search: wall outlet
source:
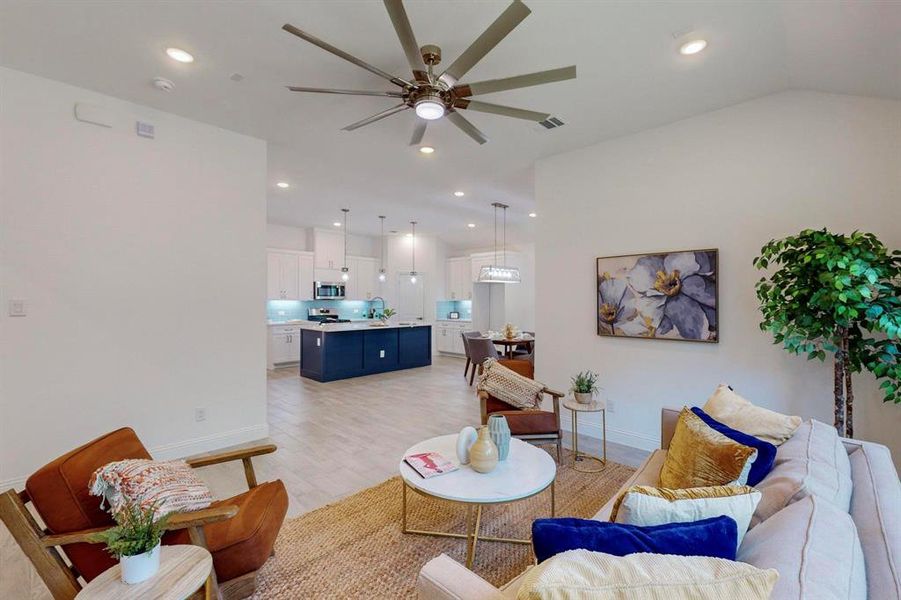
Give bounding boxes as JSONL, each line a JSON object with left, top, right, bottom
{"left": 277, "top": 310, "right": 287, "bottom": 316}
{"left": 353, "top": 308, "right": 359, "bottom": 314}
{"left": 379, "top": 349, "right": 385, "bottom": 358}
{"left": 8, "top": 299, "right": 26, "bottom": 317}
{"left": 605, "top": 398, "right": 615, "bottom": 413}
{"left": 194, "top": 407, "right": 206, "bottom": 422}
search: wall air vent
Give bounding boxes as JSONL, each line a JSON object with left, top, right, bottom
{"left": 538, "top": 116, "right": 565, "bottom": 129}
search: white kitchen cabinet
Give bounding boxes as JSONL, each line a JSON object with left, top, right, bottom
{"left": 267, "top": 250, "right": 314, "bottom": 300}
{"left": 268, "top": 325, "right": 301, "bottom": 368}
{"left": 298, "top": 253, "right": 315, "bottom": 300}
{"left": 446, "top": 257, "right": 473, "bottom": 300}
{"left": 436, "top": 321, "right": 468, "bottom": 355}
{"left": 267, "top": 250, "right": 302, "bottom": 300}
{"left": 346, "top": 256, "right": 378, "bottom": 300}
{"left": 314, "top": 229, "right": 345, "bottom": 270}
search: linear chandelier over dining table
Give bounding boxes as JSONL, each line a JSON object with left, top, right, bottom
{"left": 477, "top": 202, "right": 521, "bottom": 284}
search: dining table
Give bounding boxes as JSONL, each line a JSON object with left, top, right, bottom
{"left": 487, "top": 333, "right": 535, "bottom": 359}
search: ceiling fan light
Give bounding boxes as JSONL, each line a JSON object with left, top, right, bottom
{"left": 414, "top": 99, "right": 445, "bottom": 121}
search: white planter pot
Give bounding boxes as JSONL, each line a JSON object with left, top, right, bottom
{"left": 574, "top": 392, "right": 594, "bottom": 405}
{"left": 120, "top": 542, "right": 161, "bottom": 584}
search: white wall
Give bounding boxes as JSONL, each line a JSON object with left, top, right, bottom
{"left": 266, "top": 223, "right": 377, "bottom": 256}
{"left": 0, "top": 67, "right": 269, "bottom": 486}
{"left": 536, "top": 91, "right": 901, "bottom": 459}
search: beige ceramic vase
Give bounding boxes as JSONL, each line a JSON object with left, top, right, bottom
{"left": 469, "top": 427, "right": 499, "bottom": 474}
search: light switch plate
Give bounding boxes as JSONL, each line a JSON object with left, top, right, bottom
{"left": 379, "top": 350, "right": 385, "bottom": 358}
{"left": 8, "top": 299, "right": 26, "bottom": 316}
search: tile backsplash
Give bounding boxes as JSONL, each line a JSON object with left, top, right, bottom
{"left": 267, "top": 300, "right": 376, "bottom": 322}
{"left": 435, "top": 300, "right": 472, "bottom": 320}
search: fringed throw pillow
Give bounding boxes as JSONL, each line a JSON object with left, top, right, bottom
{"left": 477, "top": 358, "right": 544, "bottom": 409}
{"left": 90, "top": 459, "right": 212, "bottom": 517}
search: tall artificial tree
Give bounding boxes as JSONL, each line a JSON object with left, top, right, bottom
{"left": 753, "top": 229, "right": 901, "bottom": 438}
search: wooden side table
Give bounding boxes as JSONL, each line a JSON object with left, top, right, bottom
{"left": 76, "top": 545, "right": 215, "bottom": 600}
{"left": 563, "top": 397, "right": 607, "bottom": 473}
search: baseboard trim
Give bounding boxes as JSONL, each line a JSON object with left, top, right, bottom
{"left": 561, "top": 418, "right": 659, "bottom": 452}
{"left": 0, "top": 424, "right": 270, "bottom": 492}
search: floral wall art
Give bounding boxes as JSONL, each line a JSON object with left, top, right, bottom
{"left": 596, "top": 249, "right": 718, "bottom": 342}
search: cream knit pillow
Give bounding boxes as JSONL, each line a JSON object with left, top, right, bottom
{"left": 477, "top": 358, "right": 544, "bottom": 409}
{"left": 703, "top": 384, "right": 801, "bottom": 445}
{"left": 516, "top": 550, "right": 778, "bottom": 600}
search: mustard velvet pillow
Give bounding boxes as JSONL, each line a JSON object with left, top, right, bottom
{"left": 703, "top": 384, "right": 801, "bottom": 445}
{"left": 660, "top": 408, "right": 757, "bottom": 489}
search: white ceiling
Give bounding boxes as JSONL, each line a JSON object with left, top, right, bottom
{"left": 1, "top": 1, "right": 898, "bottom": 248}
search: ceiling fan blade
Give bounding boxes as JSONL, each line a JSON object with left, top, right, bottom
{"left": 383, "top": 0, "right": 428, "bottom": 81}
{"left": 409, "top": 120, "right": 427, "bottom": 145}
{"left": 438, "top": 0, "right": 531, "bottom": 87}
{"left": 455, "top": 65, "right": 576, "bottom": 97}
{"left": 446, "top": 111, "right": 489, "bottom": 145}
{"left": 341, "top": 104, "right": 410, "bottom": 131}
{"left": 287, "top": 86, "right": 405, "bottom": 98}
{"left": 455, "top": 99, "right": 549, "bottom": 122}
{"left": 282, "top": 23, "right": 415, "bottom": 89}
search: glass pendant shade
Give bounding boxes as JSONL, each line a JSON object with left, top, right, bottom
{"left": 477, "top": 265, "right": 521, "bottom": 283}
{"left": 341, "top": 267, "right": 349, "bottom": 281}
{"left": 409, "top": 272, "right": 417, "bottom": 284}
{"left": 378, "top": 269, "right": 387, "bottom": 282}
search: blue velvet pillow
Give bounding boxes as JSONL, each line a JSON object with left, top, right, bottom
{"left": 690, "top": 406, "right": 776, "bottom": 486}
{"left": 531, "top": 515, "right": 738, "bottom": 563}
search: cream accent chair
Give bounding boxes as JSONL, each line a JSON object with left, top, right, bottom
{"left": 417, "top": 409, "right": 901, "bottom": 600}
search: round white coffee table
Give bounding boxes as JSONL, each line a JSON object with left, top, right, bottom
{"left": 399, "top": 434, "right": 556, "bottom": 569}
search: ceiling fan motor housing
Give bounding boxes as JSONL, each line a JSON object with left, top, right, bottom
{"left": 420, "top": 44, "right": 441, "bottom": 66}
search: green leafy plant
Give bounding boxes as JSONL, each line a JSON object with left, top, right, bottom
{"left": 570, "top": 371, "right": 600, "bottom": 395}
{"left": 380, "top": 307, "right": 397, "bottom": 320}
{"left": 88, "top": 501, "right": 169, "bottom": 558}
{"left": 754, "top": 229, "right": 901, "bottom": 437}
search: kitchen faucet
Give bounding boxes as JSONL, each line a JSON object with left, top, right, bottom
{"left": 370, "top": 296, "right": 386, "bottom": 319}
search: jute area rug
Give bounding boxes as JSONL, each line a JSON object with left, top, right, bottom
{"left": 253, "top": 451, "right": 635, "bottom": 599}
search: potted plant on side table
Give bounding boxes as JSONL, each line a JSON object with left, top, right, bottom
{"left": 90, "top": 501, "right": 169, "bottom": 584}
{"left": 571, "top": 370, "right": 600, "bottom": 405}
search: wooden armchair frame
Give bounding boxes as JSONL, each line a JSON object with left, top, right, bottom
{"left": 0, "top": 443, "right": 276, "bottom": 600}
{"left": 478, "top": 387, "right": 565, "bottom": 464}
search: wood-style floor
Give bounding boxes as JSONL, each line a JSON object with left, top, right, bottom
{"left": 0, "top": 356, "right": 648, "bottom": 598}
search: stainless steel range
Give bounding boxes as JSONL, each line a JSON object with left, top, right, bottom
{"left": 307, "top": 308, "right": 351, "bottom": 324}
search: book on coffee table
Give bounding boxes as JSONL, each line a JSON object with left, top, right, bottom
{"left": 404, "top": 452, "right": 458, "bottom": 479}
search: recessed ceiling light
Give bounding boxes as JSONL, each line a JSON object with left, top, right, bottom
{"left": 679, "top": 39, "right": 707, "bottom": 55}
{"left": 166, "top": 47, "right": 194, "bottom": 63}
{"left": 467, "top": 223, "right": 476, "bottom": 228}
{"left": 276, "top": 182, "right": 290, "bottom": 189}
{"left": 405, "top": 232, "right": 413, "bottom": 237}
{"left": 419, "top": 146, "right": 435, "bottom": 154}
{"left": 333, "top": 222, "right": 342, "bottom": 227}
{"left": 528, "top": 212, "right": 537, "bottom": 218}
{"left": 454, "top": 191, "right": 465, "bottom": 197}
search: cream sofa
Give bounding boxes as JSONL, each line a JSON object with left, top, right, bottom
{"left": 417, "top": 408, "right": 901, "bottom": 599}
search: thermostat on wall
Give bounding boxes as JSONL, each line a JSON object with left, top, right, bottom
{"left": 136, "top": 121, "right": 155, "bottom": 139}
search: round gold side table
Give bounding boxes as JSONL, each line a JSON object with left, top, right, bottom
{"left": 563, "top": 397, "right": 607, "bottom": 473}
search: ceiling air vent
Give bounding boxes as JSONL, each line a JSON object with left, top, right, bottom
{"left": 538, "top": 116, "right": 565, "bottom": 130}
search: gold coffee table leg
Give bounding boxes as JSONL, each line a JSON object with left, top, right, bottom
{"left": 466, "top": 505, "right": 483, "bottom": 569}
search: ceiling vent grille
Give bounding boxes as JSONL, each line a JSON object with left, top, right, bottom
{"left": 538, "top": 116, "right": 565, "bottom": 129}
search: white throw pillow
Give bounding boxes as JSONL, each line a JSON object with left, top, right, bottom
{"left": 516, "top": 550, "right": 778, "bottom": 600}
{"left": 751, "top": 419, "right": 852, "bottom": 527}
{"left": 613, "top": 486, "right": 761, "bottom": 547}
{"left": 703, "top": 384, "right": 801, "bottom": 446}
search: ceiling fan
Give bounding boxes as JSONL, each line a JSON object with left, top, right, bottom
{"left": 281, "top": 0, "right": 576, "bottom": 145}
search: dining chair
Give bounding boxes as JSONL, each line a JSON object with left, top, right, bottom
{"left": 467, "top": 336, "right": 500, "bottom": 386}
{"left": 512, "top": 331, "right": 535, "bottom": 358}
{"left": 461, "top": 331, "right": 482, "bottom": 380}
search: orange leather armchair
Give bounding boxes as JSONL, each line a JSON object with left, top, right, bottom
{"left": 478, "top": 359, "right": 564, "bottom": 463}
{"left": 0, "top": 427, "right": 288, "bottom": 600}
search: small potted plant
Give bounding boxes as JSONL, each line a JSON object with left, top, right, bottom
{"left": 380, "top": 307, "right": 397, "bottom": 323}
{"left": 89, "top": 501, "right": 169, "bottom": 584}
{"left": 571, "top": 370, "right": 600, "bottom": 405}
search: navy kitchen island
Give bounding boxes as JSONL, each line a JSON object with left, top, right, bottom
{"left": 299, "top": 322, "right": 431, "bottom": 382}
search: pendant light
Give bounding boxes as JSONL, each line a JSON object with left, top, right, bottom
{"left": 409, "top": 221, "right": 418, "bottom": 284}
{"left": 378, "top": 215, "right": 387, "bottom": 282}
{"left": 340, "top": 208, "right": 350, "bottom": 281}
{"left": 477, "top": 202, "right": 521, "bottom": 283}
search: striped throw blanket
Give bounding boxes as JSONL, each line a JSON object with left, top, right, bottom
{"left": 89, "top": 459, "right": 212, "bottom": 517}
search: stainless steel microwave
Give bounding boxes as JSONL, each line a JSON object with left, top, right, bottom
{"left": 314, "top": 281, "right": 345, "bottom": 300}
